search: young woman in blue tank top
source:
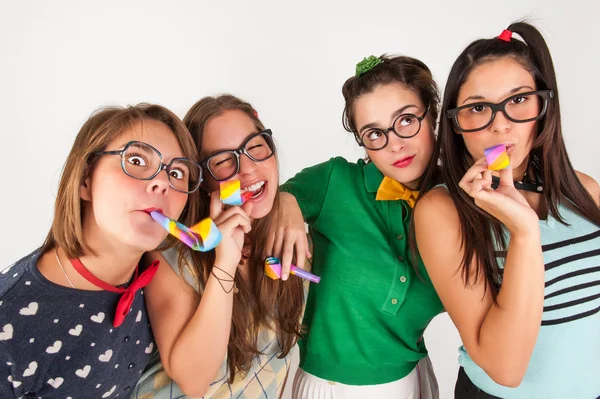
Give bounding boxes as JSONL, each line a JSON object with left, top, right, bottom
{"left": 413, "top": 22, "right": 600, "bottom": 399}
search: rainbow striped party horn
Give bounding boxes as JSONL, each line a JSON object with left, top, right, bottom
{"left": 220, "top": 180, "right": 253, "bottom": 206}
{"left": 484, "top": 144, "right": 510, "bottom": 171}
{"left": 150, "top": 211, "right": 222, "bottom": 252}
{"left": 264, "top": 257, "right": 320, "bottom": 283}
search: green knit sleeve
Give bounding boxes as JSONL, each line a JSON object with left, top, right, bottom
{"left": 280, "top": 157, "right": 340, "bottom": 225}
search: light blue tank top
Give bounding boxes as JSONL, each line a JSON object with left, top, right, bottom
{"left": 460, "top": 202, "right": 600, "bottom": 398}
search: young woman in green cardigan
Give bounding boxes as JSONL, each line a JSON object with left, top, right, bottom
{"left": 275, "top": 54, "right": 444, "bottom": 398}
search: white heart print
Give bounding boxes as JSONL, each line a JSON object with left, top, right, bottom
{"left": 145, "top": 342, "right": 154, "bottom": 354}
{"left": 0, "top": 324, "right": 13, "bottom": 341}
{"left": 8, "top": 375, "right": 22, "bottom": 388}
{"left": 75, "top": 365, "right": 91, "bottom": 378}
{"left": 135, "top": 310, "right": 142, "bottom": 322}
{"left": 102, "top": 385, "right": 116, "bottom": 398}
{"left": 99, "top": 349, "right": 113, "bottom": 362}
{"left": 23, "top": 361, "right": 37, "bottom": 377}
{"left": 47, "top": 377, "right": 64, "bottom": 388}
{"left": 68, "top": 324, "right": 83, "bottom": 336}
{"left": 46, "top": 341, "right": 62, "bottom": 354}
{"left": 91, "top": 312, "right": 105, "bottom": 323}
{"left": 19, "top": 302, "right": 38, "bottom": 316}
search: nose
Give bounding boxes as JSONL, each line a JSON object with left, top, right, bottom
{"left": 238, "top": 153, "right": 258, "bottom": 176}
{"left": 490, "top": 110, "right": 511, "bottom": 134}
{"left": 147, "top": 169, "right": 171, "bottom": 195}
{"left": 387, "top": 131, "right": 406, "bottom": 152}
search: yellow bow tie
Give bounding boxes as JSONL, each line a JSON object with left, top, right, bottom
{"left": 375, "top": 176, "right": 419, "bottom": 208}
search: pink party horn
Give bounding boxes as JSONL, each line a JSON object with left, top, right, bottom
{"left": 264, "top": 257, "right": 320, "bottom": 283}
{"left": 484, "top": 144, "right": 510, "bottom": 171}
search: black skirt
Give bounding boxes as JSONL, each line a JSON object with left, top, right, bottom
{"left": 454, "top": 367, "right": 503, "bottom": 399}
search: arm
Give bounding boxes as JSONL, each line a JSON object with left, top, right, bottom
{"left": 575, "top": 170, "right": 600, "bottom": 206}
{"left": 269, "top": 158, "right": 339, "bottom": 275}
{"left": 145, "top": 194, "right": 252, "bottom": 397}
{"left": 415, "top": 163, "right": 544, "bottom": 387}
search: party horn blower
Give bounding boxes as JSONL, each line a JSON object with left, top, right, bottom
{"left": 264, "top": 257, "right": 321, "bottom": 283}
{"left": 484, "top": 144, "right": 510, "bottom": 171}
{"left": 150, "top": 210, "right": 222, "bottom": 251}
{"left": 220, "top": 180, "right": 253, "bottom": 206}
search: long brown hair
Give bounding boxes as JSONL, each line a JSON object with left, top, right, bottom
{"left": 417, "top": 22, "right": 600, "bottom": 300}
{"left": 182, "top": 94, "right": 304, "bottom": 382}
{"left": 41, "top": 104, "right": 201, "bottom": 259}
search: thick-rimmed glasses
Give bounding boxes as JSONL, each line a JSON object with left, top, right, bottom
{"left": 95, "top": 141, "right": 202, "bottom": 193}
{"left": 447, "top": 90, "right": 554, "bottom": 133}
{"left": 200, "top": 129, "right": 275, "bottom": 182}
{"left": 357, "top": 106, "right": 429, "bottom": 150}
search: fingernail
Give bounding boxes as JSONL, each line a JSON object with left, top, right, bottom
{"left": 282, "top": 274, "right": 288, "bottom": 281}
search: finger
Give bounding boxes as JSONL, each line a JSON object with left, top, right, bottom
{"left": 241, "top": 200, "right": 254, "bottom": 219}
{"left": 295, "top": 233, "right": 308, "bottom": 270}
{"left": 215, "top": 207, "right": 251, "bottom": 229}
{"left": 482, "top": 170, "right": 493, "bottom": 182}
{"left": 217, "top": 213, "right": 252, "bottom": 235}
{"left": 306, "top": 248, "right": 312, "bottom": 259}
{"left": 272, "top": 228, "right": 284, "bottom": 259}
{"left": 209, "top": 189, "right": 223, "bottom": 220}
{"left": 467, "top": 177, "right": 493, "bottom": 198}
{"left": 459, "top": 161, "right": 490, "bottom": 188}
{"left": 280, "top": 231, "right": 294, "bottom": 281}
{"left": 265, "top": 230, "right": 276, "bottom": 259}
{"left": 497, "top": 162, "right": 515, "bottom": 188}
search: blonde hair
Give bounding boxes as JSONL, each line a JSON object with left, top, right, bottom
{"left": 41, "top": 103, "right": 201, "bottom": 259}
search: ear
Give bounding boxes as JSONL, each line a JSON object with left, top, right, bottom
{"left": 80, "top": 175, "right": 92, "bottom": 201}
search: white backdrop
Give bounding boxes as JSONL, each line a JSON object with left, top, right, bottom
{"left": 1, "top": 1, "right": 598, "bottom": 397}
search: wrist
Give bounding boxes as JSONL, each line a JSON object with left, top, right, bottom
{"left": 508, "top": 227, "right": 541, "bottom": 245}
{"left": 211, "top": 265, "right": 239, "bottom": 294}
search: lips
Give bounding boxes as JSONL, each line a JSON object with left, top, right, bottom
{"left": 393, "top": 155, "right": 415, "bottom": 168}
{"left": 504, "top": 143, "right": 516, "bottom": 155}
{"left": 142, "top": 207, "right": 163, "bottom": 214}
{"left": 240, "top": 180, "right": 267, "bottom": 200}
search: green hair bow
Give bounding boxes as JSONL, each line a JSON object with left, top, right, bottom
{"left": 355, "top": 56, "right": 382, "bottom": 77}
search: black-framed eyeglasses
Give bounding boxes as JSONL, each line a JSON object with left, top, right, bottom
{"left": 357, "top": 106, "right": 430, "bottom": 150}
{"left": 94, "top": 140, "right": 202, "bottom": 194}
{"left": 447, "top": 89, "right": 554, "bottom": 133}
{"left": 200, "top": 129, "right": 275, "bottom": 182}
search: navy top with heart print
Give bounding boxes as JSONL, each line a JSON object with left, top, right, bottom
{"left": 0, "top": 249, "right": 155, "bottom": 398}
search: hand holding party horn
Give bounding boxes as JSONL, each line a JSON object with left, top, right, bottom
{"left": 264, "top": 257, "right": 320, "bottom": 283}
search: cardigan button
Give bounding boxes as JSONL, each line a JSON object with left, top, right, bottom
{"left": 400, "top": 276, "right": 407, "bottom": 283}
{"left": 391, "top": 298, "right": 398, "bottom": 305}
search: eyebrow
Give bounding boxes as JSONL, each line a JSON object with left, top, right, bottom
{"left": 358, "top": 104, "right": 419, "bottom": 133}
{"left": 461, "top": 86, "right": 536, "bottom": 105}
{"left": 202, "top": 131, "right": 260, "bottom": 158}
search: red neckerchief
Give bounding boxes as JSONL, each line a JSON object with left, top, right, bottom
{"left": 70, "top": 258, "right": 160, "bottom": 327}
